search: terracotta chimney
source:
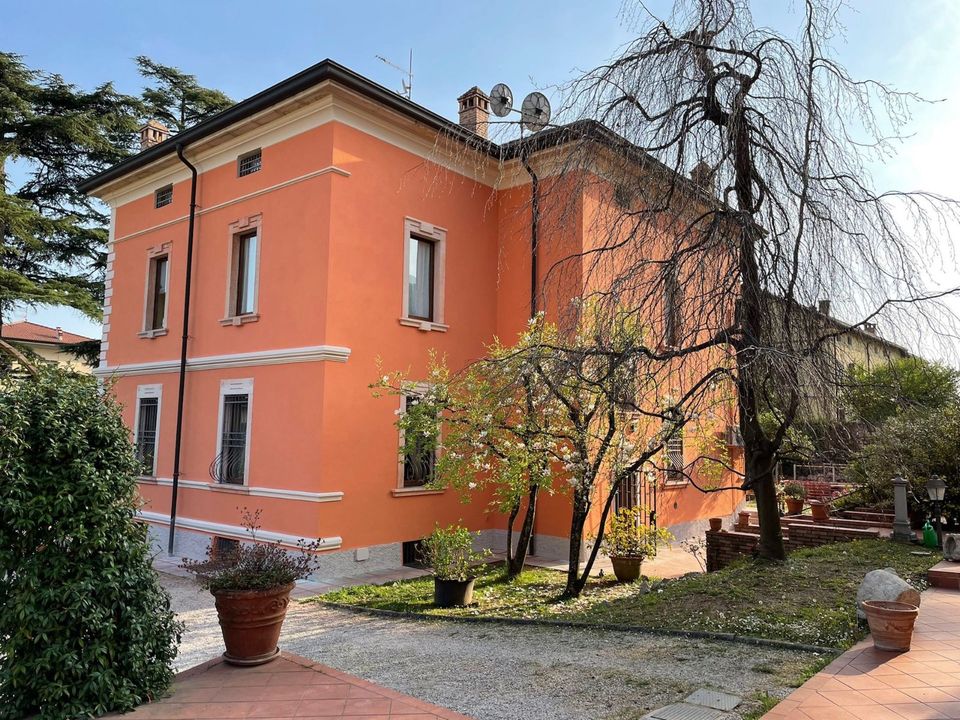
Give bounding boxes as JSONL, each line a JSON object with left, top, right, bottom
{"left": 818, "top": 299, "right": 831, "bottom": 317}
{"left": 55, "top": 326, "right": 63, "bottom": 341}
{"left": 139, "top": 119, "right": 171, "bottom": 151}
{"left": 690, "top": 161, "right": 716, "bottom": 194}
{"left": 457, "top": 87, "right": 490, "bottom": 139}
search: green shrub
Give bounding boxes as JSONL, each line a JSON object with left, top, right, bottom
{"left": 783, "top": 482, "right": 807, "bottom": 500}
{"left": 420, "top": 524, "right": 489, "bottom": 581}
{"left": 0, "top": 370, "right": 181, "bottom": 718}
{"left": 597, "top": 506, "right": 673, "bottom": 558}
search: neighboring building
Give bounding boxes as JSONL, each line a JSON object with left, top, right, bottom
{"left": 0, "top": 320, "right": 95, "bottom": 374}
{"left": 79, "top": 60, "right": 744, "bottom": 575}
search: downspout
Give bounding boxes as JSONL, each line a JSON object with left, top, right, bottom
{"left": 520, "top": 143, "right": 539, "bottom": 556}
{"left": 168, "top": 143, "right": 198, "bottom": 555}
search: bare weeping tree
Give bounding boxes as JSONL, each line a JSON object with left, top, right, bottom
{"left": 533, "top": 0, "right": 960, "bottom": 560}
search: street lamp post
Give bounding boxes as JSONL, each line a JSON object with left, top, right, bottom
{"left": 926, "top": 475, "right": 947, "bottom": 549}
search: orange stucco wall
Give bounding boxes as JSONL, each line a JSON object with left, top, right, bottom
{"left": 104, "top": 95, "right": 743, "bottom": 563}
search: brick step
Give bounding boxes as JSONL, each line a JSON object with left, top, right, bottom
{"left": 839, "top": 510, "right": 895, "bottom": 524}
{"left": 928, "top": 560, "right": 960, "bottom": 590}
{"left": 784, "top": 515, "right": 891, "bottom": 531}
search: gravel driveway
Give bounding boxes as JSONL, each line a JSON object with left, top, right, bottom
{"left": 164, "top": 572, "right": 823, "bottom": 720}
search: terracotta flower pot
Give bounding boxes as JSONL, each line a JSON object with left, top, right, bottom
{"left": 709, "top": 517, "right": 723, "bottom": 532}
{"left": 212, "top": 582, "right": 294, "bottom": 665}
{"left": 785, "top": 497, "right": 804, "bottom": 515}
{"left": 610, "top": 555, "right": 644, "bottom": 582}
{"left": 862, "top": 600, "right": 919, "bottom": 652}
{"left": 810, "top": 501, "right": 830, "bottom": 522}
{"left": 433, "top": 577, "right": 476, "bottom": 607}
{"left": 738, "top": 511, "right": 751, "bottom": 528}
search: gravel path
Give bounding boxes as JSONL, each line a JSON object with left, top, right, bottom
{"left": 164, "top": 573, "right": 824, "bottom": 720}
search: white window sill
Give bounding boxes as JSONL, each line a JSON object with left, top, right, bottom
{"left": 138, "top": 328, "right": 168, "bottom": 339}
{"left": 137, "top": 475, "right": 159, "bottom": 483}
{"left": 391, "top": 486, "right": 445, "bottom": 498}
{"left": 219, "top": 314, "right": 260, "bottom": 327}
{"left": 208, "top": 482, "right": 249, "bottom": 492}
{"left": 662, "top": 480, "right": 690, "bottom": 489}
{"left": 399, "top": 317, "right": 448, "bottom": 333}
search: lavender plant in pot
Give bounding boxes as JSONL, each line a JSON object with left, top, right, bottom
{"left": 181, "top": 508, "right": 324, "bottom": 666}
{"left": 421, "top": 524, "right": 490, "bottom": 607}
{"left": 599, "top": 507, "right": 673, "bottom": 583}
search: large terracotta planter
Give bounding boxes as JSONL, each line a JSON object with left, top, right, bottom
{"left": 212, "top": 582, "right": 294, "bottom": 665}
{"left": 610, "top": 556, "right": 644, "bottom": 582}
{"left": 810, "top": 501, "right": 830, "bottom": 522}
{"left": 433, "top": 577, "right": 476, "bottom": 607}
{"left": 785, "top": 497, "right": 804, "bottom": 515}
{"left": 862, "top": 600, "right": 920, "bottom": 652}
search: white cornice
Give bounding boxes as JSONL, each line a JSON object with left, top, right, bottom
{"left": 99, "top": 83, "right": 501, "bottom": 207}
{"left": 139, "top": 477, "right": 344, "bottom": 504}
{"left": 95, "top": 344, "right": 350, "bottom": 377}
{"left": 138, "top": 510, "right": 342, "bottom": 551}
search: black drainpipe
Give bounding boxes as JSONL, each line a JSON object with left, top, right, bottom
{"left": 168, "top": 143, "right": 199, "bottom": 555}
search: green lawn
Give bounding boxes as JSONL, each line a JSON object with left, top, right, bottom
{"left": 316, "top": 540, "right": 939, "bottom": 649}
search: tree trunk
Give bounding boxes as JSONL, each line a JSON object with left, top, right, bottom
{"left": 562, "top": 499, "right": 590, "bottom": 598}
{"left": 747, "top": 449, "right": 785, "bottom": 560}
{"left": 507, "top": 484, "right": 539, "bottom": 577}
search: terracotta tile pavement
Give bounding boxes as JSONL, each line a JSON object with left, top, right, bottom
{"left": 116, "top": 652, "right": 474, "bottom": 719}
{"left": 763, "top": 587, "right": 960, "bottom": 720}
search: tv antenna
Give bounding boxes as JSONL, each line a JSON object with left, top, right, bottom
{"left": 487, "top": 82, "right": 551, "bottom": 133}
{"left": 376, "top": 50, "right": 413, "bottom": 99}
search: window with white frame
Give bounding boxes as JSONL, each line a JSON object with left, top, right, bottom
{"left": 664, "top": 433, "right": 685, "bottom": 484}
{"left": 154, "top": 184, "right": 173, "bottom": 208}
{"left": 399, "top": 391, "right": 437, "bottom": 488}
{"left": 213, "top": 379, "right": 253, "bottom": 485}
{"left": 142, "top": 244, "right": 171, "bottom": 337}
{"left": 223, "top": 216, "right": 261, "bottom": 324}
{"left": 238, "top": 149, "right": 262, "bottom": 177}
{"left": 401, "top": 218, "right": 446, "bottom": 330}
{"left": 134, "top": 384, "right": 162, "bottom": 476}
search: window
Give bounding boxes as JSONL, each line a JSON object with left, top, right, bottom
{"left": 212, "top": 536, "right": 239, "bottom": 559}
{"left": 223, "top": 216, "right": 262, "bottom": 324}
{"left": 238, "top": 149, "right": 262, "bottom": 177}
{"left": 407, "top": 237, "right": 435, "bottom": 321}
{"left": 134, "top": 384, "right": 162, "bottom": 476}
{"left": 400, "top": 218, "right": 447, "bottom": 331}
{"left": 402, "top": 540, "right": 427, "bottom": 567}
{"left": 213, "top": 379, "right": 252, "bottom": 485}
{"left": 234, "top": 231, "right": 258, "bottom": 316}
{"left": 400, "top": 392, "right": 437, "bottom": 488}
{"left": 149, "top": 255, "right": 168, "bottom": 330}
{"left": 155, "top": 185, "right": 173, "bottom": 208}
{"left": 664, "top": 433, "right": 685, "bottom": 484}
{"left": 141, "top": 246, "right": 171, "bottom": 338}
{"left": 664, "top": 263, "right": 681, "bottom": 346}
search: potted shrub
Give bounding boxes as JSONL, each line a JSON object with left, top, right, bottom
{"left": 182, "top": 508, "right": 324, "bottom": 666}
{"left": 421, "top": 524, "right": 490, "bottom": 607}
{"left": 599, "top": 507, "right": 673, "bottom": 583}
{"left": 783, "top": 482, "right": 806, "bottom": 515}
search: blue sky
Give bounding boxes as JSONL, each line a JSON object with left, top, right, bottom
{"left": 3, "top": 0, "right": 959, "bottom": 339}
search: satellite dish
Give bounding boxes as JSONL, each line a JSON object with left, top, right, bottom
{"left": 490, "top": 83, "right": 513, "bottom": 118}
{"left": 521, "top": 92, "right": 551, "bottom": 132}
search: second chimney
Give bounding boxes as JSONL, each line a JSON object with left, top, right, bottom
{"left": 139, "top": 119, "right": 171, "bottom": 151}
{"left": 818, "top": 299, "right": 831, "bottom": 317}
{"left": 457, "top": 87, "right": 490, "bottom": 139}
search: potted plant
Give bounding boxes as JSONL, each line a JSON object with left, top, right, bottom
{"left": 599, "top": 507, "right": 673, "bottom": 583}
{"left": 421, "top": 524, "right": 490, "bottom": 607}
{"left": 181, "top": 508, "right": 324, "bottom": 666}
{"left": 738, "top": 510, "right": 751, "bottom": 528}
{"left": 783, "top": 482, "right": 807, "bottom": 515}
{"left": 708, "top": 517, "right": 723, "bottom": 532}
{"left": 862, "top": 600, "right": 920, "bottom": 652}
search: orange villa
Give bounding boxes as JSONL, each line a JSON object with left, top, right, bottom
{"left": 79, "top": 60, "right": 744, "bottom": 575}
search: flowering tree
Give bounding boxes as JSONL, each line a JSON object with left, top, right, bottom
{"left": 374, "top": 305, "right": 732, "bottom": 598}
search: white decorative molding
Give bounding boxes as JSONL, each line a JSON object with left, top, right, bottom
{"left": 139, "top": 476, "right": 344, "bottom": 503}
{"left": 137, "top": 510, "right": 342, "bottom": 550}
{"left": 112, "top": 166, "right": 350, "bottom": 245}
{"left": 94, "top": 344, "right": 351, "bottom": 377}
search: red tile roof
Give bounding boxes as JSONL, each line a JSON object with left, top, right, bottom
{"left": 0, "top": 320, "right": 94, "bottom": 345}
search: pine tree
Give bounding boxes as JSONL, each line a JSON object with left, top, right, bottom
{"left": 136, "top": 56, "right": 233, "bottom": 133}
{"left": 0, "top": 53, "right": 141, "bottom": 323}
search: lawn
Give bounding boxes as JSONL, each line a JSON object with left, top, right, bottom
{"left": 316, "top": 540, "right": 939, "bottom": 649}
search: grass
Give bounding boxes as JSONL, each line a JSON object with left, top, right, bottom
{"left": 316, "top": 540, "right": 939, "bottom": 649}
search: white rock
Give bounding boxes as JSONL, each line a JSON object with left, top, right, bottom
{"left": 856, "top": 568, "right": 921, "bottom": 620}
